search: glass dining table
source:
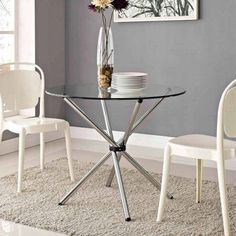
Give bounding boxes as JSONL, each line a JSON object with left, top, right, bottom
{"left": 46, "top": 83, "right": 186, "bottom": 221}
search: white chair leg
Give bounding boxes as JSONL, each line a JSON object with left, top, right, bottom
{"left": 17, "top": 129, "right": 26, "bottom": 193}
{"left": 196, "top": 159, "right": 203, "bottom": 203}
{"left": 217, "top": 159, "right": 231, "bottom": 236}
{"left": 40, "top": 132, "right": 45, "bottom": 170}
{"left": 65, "top": 125, "right": 75, "bottom": 182}
{"left": 157, "top": 145, "right": 171, "bottom": 222}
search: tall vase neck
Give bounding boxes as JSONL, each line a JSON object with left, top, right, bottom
{"left": 97, "top": 26, "right": 114, "bottom": 66}
{"left": 97, "top": 26, "right": 114, "bottom": 89}
{"left": 99, "top": 27, "right": 113, "bottom": 36}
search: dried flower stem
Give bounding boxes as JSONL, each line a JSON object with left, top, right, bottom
{"left": 101, "top": 9, "right": 114, "bottom": 65}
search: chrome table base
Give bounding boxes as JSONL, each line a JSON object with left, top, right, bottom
{"left": 59, "top": 97, "right": 173, "bottom": 221}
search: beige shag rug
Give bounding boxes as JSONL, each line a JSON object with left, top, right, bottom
{"left": 0, "top": 158, "right": 236, "bottom": 236}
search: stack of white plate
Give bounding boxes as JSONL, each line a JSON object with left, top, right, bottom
{"left": 111, "top": 72, "right": 147, "bottom": 92}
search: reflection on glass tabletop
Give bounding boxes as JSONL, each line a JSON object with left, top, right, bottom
{"left": 46, "top": 83, "right": 186, "bottom": 100}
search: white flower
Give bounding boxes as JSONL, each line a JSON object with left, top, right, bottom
{"left": 91, "top": 0, "right": 113, "bottom": 9}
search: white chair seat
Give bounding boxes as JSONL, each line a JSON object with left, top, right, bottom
{"left": 169, "top": 134, "right": 236, "bottom": 161}
{"left": 4, "top": 117, "right": 68, "bottom": 134}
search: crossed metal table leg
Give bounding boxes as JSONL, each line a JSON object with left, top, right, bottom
{"left": 59, "top": 97, "right": 173, "bottom": 221}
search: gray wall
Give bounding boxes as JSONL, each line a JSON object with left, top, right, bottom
{"left": 66, "top": 0, "right": 236, "bottom": 137}
{"left": 35, "top": 0, "right": 66, "bottom": 119}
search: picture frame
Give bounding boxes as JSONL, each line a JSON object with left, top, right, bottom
{"left": 114, "top": 0, "right": 199, "bottom": 23}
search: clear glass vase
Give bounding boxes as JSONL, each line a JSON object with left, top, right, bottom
{"left": 97, "top": 27, "right": 114, "bottom": 89}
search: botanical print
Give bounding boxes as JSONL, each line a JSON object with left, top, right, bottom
{"left": 115, "top": 0, "right": 198, "bottom": 22}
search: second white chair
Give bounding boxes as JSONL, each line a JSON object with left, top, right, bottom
{"left": 157, "top": 79, "right": 236, "bottom": 236}
{"left": 0, "top": 63, "right": 75, "bottom": 193}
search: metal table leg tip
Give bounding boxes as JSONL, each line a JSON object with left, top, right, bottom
{"left": 58, "top": 202, "right": 64, "bottom": 206}
{"left": 167, "top": 193, "right": 174, "bottom": 200}
{"left": 125, "top": 217, "right": 131, "bottom": 222}
{"left": 106, "top": 184, "right": 111, "bottom": 187}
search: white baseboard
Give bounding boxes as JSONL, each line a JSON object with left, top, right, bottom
{"left": 0, "top": 131, "right": 64, "bottom": 156}
{"left": 1, "top": 126, "right": 236, "bottom": 171}
{"left": 70, "top": 126, "right": 236, "bottom": 171}
{"left": 70, "top": 126, "right": 172, "bottom": 148}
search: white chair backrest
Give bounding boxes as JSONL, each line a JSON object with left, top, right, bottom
{"left": 217, "top": 79, "right": 236, "bottom": 152}
{"left": 223, "top": 86, "right": 236, "bottom": 137}
{"left": 0, "top": 70, "right": 41, "bottom": 111}
{"left": 0, "top": 63, "right": 45, "bottom": 116}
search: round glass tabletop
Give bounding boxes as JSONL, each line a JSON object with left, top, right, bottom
{"left": 46, "top": 83, "right": 186, "bottom": 100}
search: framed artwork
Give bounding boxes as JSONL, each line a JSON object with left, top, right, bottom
{"left": 114, "top": 0, "right": 199, "bottom": 22}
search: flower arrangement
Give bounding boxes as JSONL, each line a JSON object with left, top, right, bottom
{"left": 88, "top": 0, "right": 129, "bottom": 89}
{"left": 89, "top": 0, "right": 129, "bottom": 14}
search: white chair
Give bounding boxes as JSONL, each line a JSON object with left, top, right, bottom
{"left": 0, "top": 63, "right": 75, "bottom": 193}
{"left": 157, "top": 79, "right": 236, "bottom": 236}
